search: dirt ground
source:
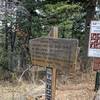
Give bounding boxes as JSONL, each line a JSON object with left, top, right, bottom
{"left": 56, "top": 83, "right": 95, "bottom": 100}
{"left": 55, "top": 71, "right": 96, "bottom": 100}
{"left": 0, "top": 71, "right": 96, "bottom": 100}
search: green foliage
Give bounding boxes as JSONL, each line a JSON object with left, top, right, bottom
{"left": 20, "top": 0, "right": 85, "bottom": 40}
{"left": 0, "top": 49, "right": 8, "bottom": 67}
{"left": 0, "top": 0, "right": 88, "bottom": 74}
{"left": 43, "top": 2, "right": 83, "bottom": 38}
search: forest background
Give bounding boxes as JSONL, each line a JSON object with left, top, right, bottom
{"left": 0, "top": 0, "right": 98, "bottom": 80}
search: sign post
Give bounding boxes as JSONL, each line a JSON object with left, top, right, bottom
{"left": 46, "top": 27, "right": 57, "bottom": 100}
{"left": 88, "top": 21, "right": 100, "bottom": 91}
{"left": 88, "top": 21, "right": 100, "bottom": 58}
{"left": 29, "top": 37, "right": 78, "bottom": 99}
{"left": 29, "top": 27, "right": 78, "bottom": 99}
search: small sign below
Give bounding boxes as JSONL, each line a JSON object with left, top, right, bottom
{"left": 93, "top": 58, "right": 100, "bottom": 71}
{"left": 45, "top": 67, "right": 52, "bottom": 100}
{"left": 45, "top": 67, "right": 56, "bottom": 100}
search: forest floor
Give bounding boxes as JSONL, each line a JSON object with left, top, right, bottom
{"left": 0, "top": 71, "right": 96, "bottom": 100}
{"left": 55, "top": 71, "right": 96, "bottom": 100}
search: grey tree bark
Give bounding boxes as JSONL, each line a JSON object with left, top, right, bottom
{"left": 81, "top": 0, "right": 97, "bottom": 71}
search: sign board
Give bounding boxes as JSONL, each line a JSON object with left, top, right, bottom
{"left": 88, "top": 21, "right": 100, "bottom": 57}
{"left": 45, "top": 67, "right": 56, "bottom": 100}
{"left": 29, "top": 37, "right": 78, "bottom": 71}
{"left": 93, "top": 58, "right": 100, "bottom": 71}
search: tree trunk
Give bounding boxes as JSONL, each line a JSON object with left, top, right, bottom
{"left": 82, "top": 0, "right": 97, "bottom": 71}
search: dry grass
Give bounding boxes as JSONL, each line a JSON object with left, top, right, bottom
{"left": 0, "top": 71, "right": 96, "bottom": 100}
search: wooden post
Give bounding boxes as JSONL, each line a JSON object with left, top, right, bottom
{"left": 48, "top": 26, "right": 58, "bottom": 38}
{"left": 45, "top": 26, "right": 58, "bottom": 100}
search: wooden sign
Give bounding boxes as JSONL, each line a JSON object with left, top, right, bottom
{"left": 29, "top": 37, "right": 78, "bottom": 72}
{"left": 45, "top": 67, "right": 56, "bottom": 100}
{"left": 93, "top": 58, "right": 100, "bottom": 71}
